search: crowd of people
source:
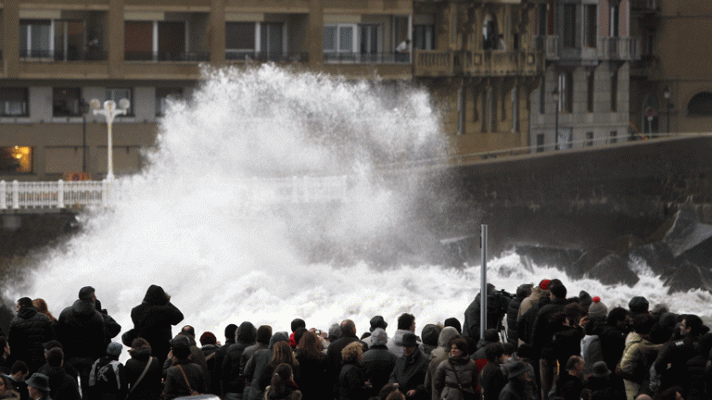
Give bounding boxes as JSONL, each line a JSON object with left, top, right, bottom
{"left": 0, "top": 280, "right": 708, "bottom": 400}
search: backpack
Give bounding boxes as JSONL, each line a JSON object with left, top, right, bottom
{"left": 89, "top": 358, "right": 122, "bottom": 392}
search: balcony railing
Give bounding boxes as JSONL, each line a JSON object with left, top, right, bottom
{"left": 324, "top": 52, "right": 412, "bottom": 64}
{"left": 225, "top": 51, "right": 308, "bottom": 63}
{"left": 597, "top": 37, "right": 641, "bottom": 61}
{"left": 463, "top": 50, "right": 543, "bottom": 76}
{"left": 413, "top": 50, "right": 454, "bottom": 76}
{"left": 125, "top": 51, "right": 210, "bottom": 62}
{"left": 534, "top": 36, "right": 559, "bottom": 60}
{"left": 20, "top": 49, "right": 108, "bottom": 61}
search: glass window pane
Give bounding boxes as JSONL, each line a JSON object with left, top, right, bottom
{"left": 226, "top": 22, "right": 255, "bottom": 49}
{"left": 339, "top": 26, "right": 353, "bottom": 52}
{"left": 323, "top": 26, "right": 336, "bottom": 51}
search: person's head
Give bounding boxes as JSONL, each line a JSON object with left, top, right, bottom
{"left": 26, "top": 373, "right": 50, "bottom": 400}
{"left": 482, "top": 329, "right": 500, "bottom": 344}
{"left": 0, "top": 374, "right": 15, "bottom": 395}
{"left": 443, "top": 318, "right": 461, "bottom": 333}
{"left": 369, "top": 316, "right": 388, "bottom": 332}
{"left": 297, "top": 331, "right": 323, "bottom": 359}
{"left": 290, "top": 318, "right": 306, "bottom": 333}
{"left": 371, "top": 328, "right": 388, "bottom": 347}
{"left": 256, "top": 325, "right": 272, "bottom": 345}
{"left": 385, "top": 391, "right": 406, "bottom": 400}
{"left": 633, "top": 313, "right": 655, "bottom": 335}
{"left": 46, "top": 348, "right": 63, "bottom": 368}
{"left": 340, "top": 319, "right": 356, "bottom": 335}
{"left": 328, "top": 323, "right": 342, "bottom": 341}
{"left": 269, "top": 363, "right": 295, "bottom": 397}
{"left": 449, "top": 337, "right": 469, "bottom": 358}
{"left": 270, "top": 341, "right": 295, "bottom": 366}
{"left": 129, "top": 337, "right": 151, "bottom": 358}
{"left": 564, "top": 302, "right": 585, "bottom": 326}
{"left": 170, "top": 336, "right": 191, "bottom": 360}
{"left": 607, "top": 307, "right": 631, "bottom": 331}
{"left": 106, "top": 342, "right": 122, "bottom": 360}
{"left": 517, "top": 284, "right": 533, "bottom": 299}
{"left": 342, "top": 341, "right": 364, "bottom": 364}
{"left": 484, "top": 342, "right": 504, "bottom": 363}
{"left": 635, "top": 395, "right": 654, "bottom": 400}
{"left": 377, "top": 383, "right": 400, "bottom": 400}
{"left": 10, "top": 361, "right": 28, "bottom": 380}
{"left": 629, "top": 296, "right": 650, "bottom": 315}
{"left": 549, "top": 283, "right": 567, "bottom": 299}
{"left": 293, "top": 327, "right": 308, "bottom": 348}
{"left": 224, "top": 324, "right": 238, "bottom": 342}
{"left": 180, "top": 325, "right": 195, "bottom": 338}
{"left": 200, "top": 331, "right": 217, "bottom": 346}
{"left": 504, "top": 361, "right": 532, "bottom": 383}
{"left": 32, "top": 299, "right": 50, "bottom": 314}
{"left": 397, "top": 313, "right": 416, "bottom": 331}
{"left": 680, "top": 314, "right": 704, "bottom": 337}
{"left": 78, "top": 286, "right": 96, "bottom": 303}
{"left": 566, "top": 355, "right": 585, "bottom": 377}
{"left": 402, "top": 332, "right": 419, "bottom": 357}
{"left": 16, "top": 297, "right": 33, "bottom": 312}
{"left": 659, "top": 386, "right": 684, "bottom": 400}
{"left": 588, "top": 296, "right": 608, "bottom": 319}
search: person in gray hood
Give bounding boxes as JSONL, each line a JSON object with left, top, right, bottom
{"left": 387, "top": 314, "right": 422, "bottom": 358}
{"left": 424, "top": 327, "right": 461, "bottom": 400}
{"left": 362, "top": 328, "right": 396, "bottom": 396}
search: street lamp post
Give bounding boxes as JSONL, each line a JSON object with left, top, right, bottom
{"left": 663, "top": 87, "right": 673, "bottom": 135}
{"left": 90, "top": 98, "right": 130, "bottom": 181}
{"left": 552, "top": 86, "right": 560, "bottom": 150}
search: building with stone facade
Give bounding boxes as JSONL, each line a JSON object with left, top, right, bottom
{"left": 529, "top": 0, "right": 640, "bottom": 153}
{"left": 630, "top": 0, "right": 712, "bottom": 137}
{"left": 0, "top": 0, "right": 547, "bottom": 180}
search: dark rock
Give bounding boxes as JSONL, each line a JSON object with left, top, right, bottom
{"left": 647, "top": 208, "right": 712, "bottom": 257}
{"left": 664, "top": 259, "right": 712, "bottom": 293}
{"left": 629, "top": 242, "right": 676, "bottom": 277}
{"left": 587, "top": 253, "right": 639, "bottom": 286}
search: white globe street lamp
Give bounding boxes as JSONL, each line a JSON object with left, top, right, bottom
{"left": 90, "top": 98, "right": 130, "bottom": 181}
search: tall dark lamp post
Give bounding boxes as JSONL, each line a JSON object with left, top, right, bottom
{"left": 552, "top": 86, "right": 560, "bottom": 150}
{"left": 78, "top": 100, "right": 89, "bottom": 173}
{"left": 663, "top": 86, "right": 673, "bottom": 135}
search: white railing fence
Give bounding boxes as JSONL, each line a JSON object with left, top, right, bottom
{"left": 0, "top": 176, "right": 348, "bottom": 211}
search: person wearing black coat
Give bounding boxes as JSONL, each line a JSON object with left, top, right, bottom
{"left": 212, "top": 324, "right": 237, "bottom": 397}
{"left": 326, "top": 320, "right": 361, "bottom": 397}
{"left": 221, "top": 321, "right": 256, "bottom": 400}
{"left": 124, "top": 339, "right": 162, "bottom": 400}
{"left": 36, "top": 348, "right": 80, "bottom": 400}
{"left": 162, "top": 339, "right": 206, "bottom": 400}
{"left": 8, "top": 298, "right": 54, "bottom": 374}
{"left": 463, "top": 284, "right": 510, "bottom": 346}
{"left": 56, "top": 286, "right": 110, "bottom": 396}
{"left": 361, "top": 328, "right": 396, "bottom": 397}
{"left": 388, "top": 333, "right": 428, "bottom": 400}
{"left": 130, "top": 285, "right": 184, "bottom": 363}
{"left": 294, "top": 331, "right": 330, "bottom": 400}
{"left": 339, "top": 342, "right": 370, "bottom": 400}
{"left": 506, "top": 285, "right": 532, "bottom": 348}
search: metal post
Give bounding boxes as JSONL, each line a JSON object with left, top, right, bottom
{"left": 82, "top": 114, "right": 87, "bottom": 173}
{"left": 480, "top": 224, "right": 488, "bottom": 340}
{"left": 91, "top": 99, "right": 130, "bottom": 181}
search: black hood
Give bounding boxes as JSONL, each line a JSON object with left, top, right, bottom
{"left": 17, "top": 306, "right": 38, "bottom": 320}
{"left": 236, "top": 321, "right": 256, "bottom": 344}
{"left": 72, "top": 299, "right": 98, "bottom": 318}
{"left": 142, "top": 285, "right": 169, "bottom": 306}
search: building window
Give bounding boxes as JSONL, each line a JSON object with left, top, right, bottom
{"left": 53, "top": 88, "right": 82, "bottom": 117}
{"left": 609, "top": 131, "right": 617, "bottom": 144}
{"left": 125, "top": 21, "right": 188, "bottom": 61}
{"left": 106, "top": 88, "right": 132, "bottom": 116}
{"left": 539, "top": 79, "right": 546, "bottom": 114}
{"left": 483, "top": 14, "right": 501, "bottom": 50}
{"left": 156, "top": 88, "right": 182, "bottom": 116}
{"left": 563, "top": 4, "right": 577, "bottom": 48}
{"left": 587, "top": 72, "right": 595, "bottom": 113}
{"left": 610, "top": 3, "right": 620, "bottom": 37}
{"left": 586, "top": 131, "right": 594, "bottom": 146}
{"left": 0, "top": 147, "right": 32, "bottom": 173}
{"left": 584, "top": 5, "right": 597, "bottom": 48}
{"left": 0, "top": 88, "right": 29, "bottom": 116}
{"left": 359, "top": 24, "right": 380, "bottom": 61}
{"left": 687, "top": 92, "right": 712, "bottom": 116}
{"left": 536, "top": 134, "right": 545, "bottom": 152}
{"left": 20, "top": 20, "right": 51, "bottom": 58}
{"left": 610, "top": 68, "right": 618, "bottom": 112}
{"left": 261, "top": 23, "right": 285, "bottom": 60}
{"left": 512, "top": 86, "right": 519, "bottom": 132}
{"left": 226, "top": 22, "right": 256, "bottom": 60}
{"left": 324, "top": 24, "right": 356, "bottom": 61}
{"left": 558, "top": 71, "right": 573, "bottom": 113}
{"left": 413, "top": 24, "right": 434, "bottom": 50}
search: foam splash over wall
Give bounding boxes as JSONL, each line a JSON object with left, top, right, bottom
{"left": 5, "top": 65, "right": 708, "bottom": 343}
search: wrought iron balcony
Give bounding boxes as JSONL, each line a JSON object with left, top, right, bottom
{"left": 125, "top": 51, "right": 210, "bottom": 62}
{"left": 597, "top": 37, "right": 642, "bottom": 61}
{"left": 323, "top": 52, "right": 412, "bottom": 64}
{"left": 630, "top": 0, "right": 659, "bottom": 13}
{"left": 534, "top": 36, "right": 559, "bottom": 60}
{"left": 225, "top": 51, "right": 308, "bottom": 63}
{"left": 20, "top": 49, "right": 108, "bottom": 61}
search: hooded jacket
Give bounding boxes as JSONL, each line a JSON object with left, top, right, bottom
{"left": 8, "top": 306, "right": 54, "bottom": 372}
{"left": 57, "top": 297, "right": 106, "bottom": 360}
{"left": 425, "top": 327, "right": 461, "bottom": 400}
{"left": 221, "top": 321, "right": 256, "bottom": 395}
{"left": 244, "top": 332, "right": 295, "bottom": 400}
{"left": 130, "top": 285, "right": 184, "bottom": 362}
{"left": 389, "top": 348, "right": 429, "bottom": 399}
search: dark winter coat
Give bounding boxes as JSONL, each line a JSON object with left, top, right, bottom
{"left": 339, "top": 362, "right": 369, "bottom": 400}
{"left": 389, "top": 348, "right": 429, "bottom": 400}
{"left": 654, "top": 334, "right": 706, "bottom": 396}
{"left": 295, "top": 351, "right": 330, "bottom": 400}
{"left": 598, "top": 325, "right": 628, "bottom": 373}
{"left": 480, "top": 361, "right": 506, "bottom": 400}
{"left": 517, "top": 297, "right": 549, "bottom": 346}
{"left": 498, "top": 379, "right": 536, "bottom": 400}
{"left": 211, "top": 336, "right": 235, "bottom": 397}
{"left": 37, "top": 364, "right": 81, "bottom": 400}
{"left": 531, "top": 297, "right": 567, "bottom": 357}
{"left": 463, "top": 290, "right": 510, "bottom": 342}
{"left": 124, "top": 347, "right": 162, "bottom": 400}
{"left": 8, "top": 306, "right": 54, "bottom": 372}
{"left": 57, "top": 299, "right": 106, "bottom": 360}
{"left": 244, "top": 334, "right": 297, "bottom": 400}
{"left": 221, "top": 322, "right": 256, "bottom": 395}
{"left": 361, "top": 345, "right": 396, "bottom": 396}
{"left": 162, "top": 360, "right": 207, "bottom": 400}
{"left": 552, "top": 373, "right": 583, "bottom": 400}
{"left": 88, "top": 356, "right": 127, "bottom": 400}
{"left": 434, "top": 356, "right": 477, "bottom": 400}
{"left": 130, "top": 285, "right": 184, "bottom": 362}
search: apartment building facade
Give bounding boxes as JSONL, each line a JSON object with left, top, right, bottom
{"left": 0, "top": 0, "right": 545, "bottom": 180}
{"left": 529, "top": 0, "right": 639, "bottom": 152}
{"left": 630, "top": 0, "right": 712, "bottom": 136}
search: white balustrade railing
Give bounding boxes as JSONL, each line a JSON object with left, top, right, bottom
{"left": 0, "top": 176, "right": 347, "bottom": 211}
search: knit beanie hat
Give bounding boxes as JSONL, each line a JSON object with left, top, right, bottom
{"left": 588, "top": 297, "right": 608, "bottom": 318}
{"left": 539, "top": 279, "right": 552, "bottom": 290}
